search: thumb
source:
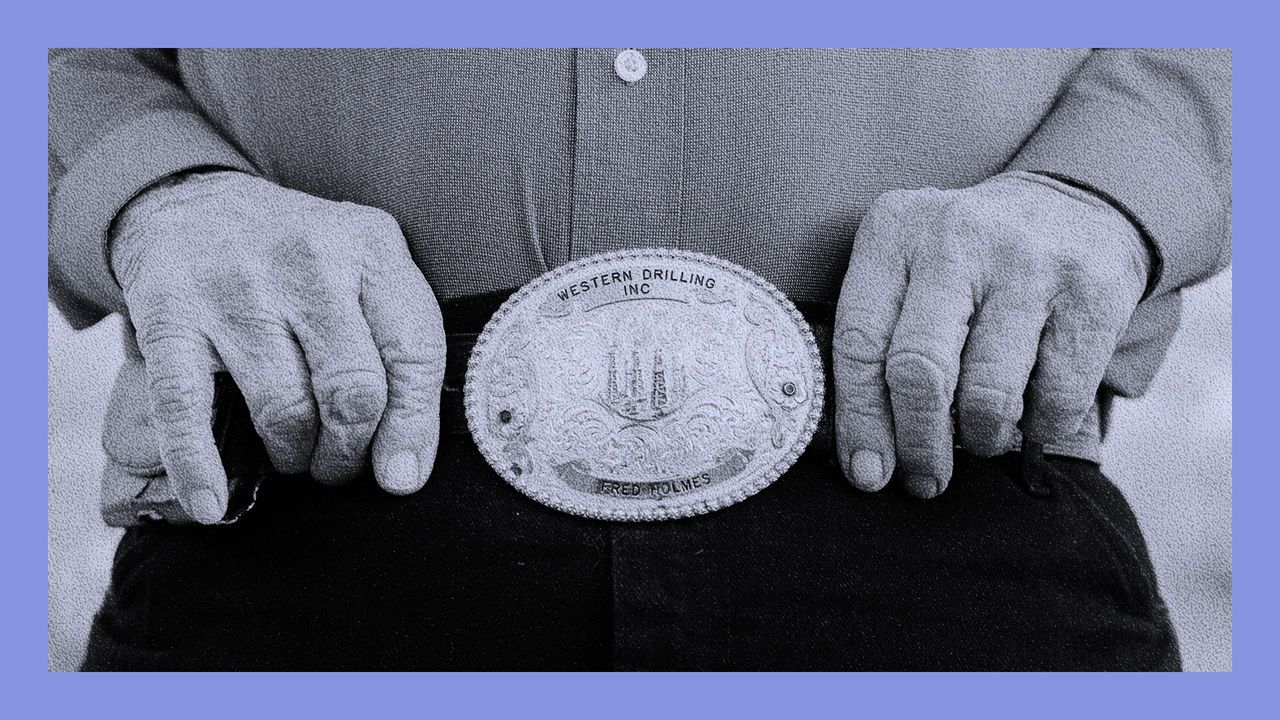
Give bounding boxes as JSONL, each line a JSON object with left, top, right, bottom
{"left": 371, "top": 391, "right": 441, "bottom": 496}
{"left": 362, "top": 247, "right": 447, "bottom": 495}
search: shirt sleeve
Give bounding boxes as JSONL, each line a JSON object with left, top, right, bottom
{"left": 1006, "top": 48, "right": 1231, "bottom": 397}
{"left": 48, "top": 49, "right": 259, "bottom": 329}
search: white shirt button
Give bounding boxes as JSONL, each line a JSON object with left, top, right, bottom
{"left": 614, "top": 49, "right": 648, "bottom": 84}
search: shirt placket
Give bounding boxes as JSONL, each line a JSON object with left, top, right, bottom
{"left": 570, "top": 48, "right": 689, "bottom": 669}
{"left": 568, "top": 48, "right": 686, "bottom": 261}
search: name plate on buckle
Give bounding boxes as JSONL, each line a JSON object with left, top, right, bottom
{"left": 465, "top": 249, "right": 823, "bottom": 521}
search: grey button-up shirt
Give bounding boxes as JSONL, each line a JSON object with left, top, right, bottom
{"left": 49, "top": 48, "right": 1231, "bottom": 400}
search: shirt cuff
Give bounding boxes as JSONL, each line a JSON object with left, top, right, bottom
{"left": 1007, "top": 94, "right": 1228, "bottom": 298}
{"left": 49, "top": 109, "right": 258, "bottom": 319}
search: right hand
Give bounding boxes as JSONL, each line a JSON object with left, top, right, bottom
{"left": 112, "top": 170, "right": 446, "bottom": 523}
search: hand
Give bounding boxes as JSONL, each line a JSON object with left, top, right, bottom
{"left": 833, "top": 171, "right": 1150, "bottom": 499}
{"left": 112, "top": 170, "right": 446, "bottom": 523}
{"left": 99, "top": 331, "right": 168, "bottom": 527}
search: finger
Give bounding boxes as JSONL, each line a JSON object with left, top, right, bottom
{"left": 215, "top": 317, "right": 318, "bottom": 474}
{"left": 885, "top": 258, "right": 976, "bottom": 499}
{"left": 833, "top": 264, "right": 904, "bottom": 492}
{"left": 293, "top": 294, "right": 388, "bottom": 485}
{"left": 136, "top": 327, "right": 226, "bottom": 524}
{"left": 954, "top": 290, "right": 1049, "bottom": 458}
{"left": 361, "top": 249, "right": 447, "bottom": 495}
{"left": 832, "top": 193, "right": 921, "bottom": 492}
{"left": 1023, "top": 285, "right": 1132, "bottom": 443}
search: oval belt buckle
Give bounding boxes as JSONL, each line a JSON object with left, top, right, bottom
{"left": 465, "top": 249, "right": 824, "bottom": 521}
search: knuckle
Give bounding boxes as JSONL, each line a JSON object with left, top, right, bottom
{"left": 268, "top": 231, "right": 339, "bottom": 281}
{"left": 379, "top": 329, "right": 447, "bottom": 374}
{"left": 1001, "top": 242, "right": 1044, "bottom": 277}
{"left": 885, "top": 351, "right": 951, "bottom": 409}
{"left": 833, "top": 316, "right": 890, "bottom": 363}
{"left": 1031, "top": 387, "right": 1092, "bottom": 427}
{"left": 894, "top": 443, "right": 949, "bottom": 471}
{"left": 194, "top": 261, "right": 258, "bottom": 301}
{"left": 255, "top": 394, "right": 317, "bottom": 433}
{"left": 836, "top": 398, "right": 889, "bottom": 422}
{"left": 278, "top": 228, "right": 322, "bottom": 257}
{"left": 133, "top": 309, "right": 196, "bottom": 349}
{"left": 1069, "top": 285, "right": 1114, "bottom": 318}
{"left": 1065, "top": 257, "right": 1114, "bottom": 290}
{"left": 221, "top": 307, "right": 289, "bottom": 339}
{"left": 149, "top": 376, "right": 199, "bottom": 425}
{"left": 1039, "top": 396, "right": 1091, "bottom": 421}
{"left": 294, "top": 293, "right": 359, "bottom": 335}
{"left": 958, "top": 383, "right": 1019, "bottom": 423}
{"left": 317, "top": 370, "right": 388, "bottom": 425}
{"left": 385, "top": 358, "right": 445, "bottom": 410}
{"left": 956, "top": 385, "right": 1020, "bottom": 456}
{"left": 895, "top": 441, "right": 944, "bottom": 457}
{"left": 124, "top": 275, "right": 172, "bottom": 308}
{"left": 834, "top": 367, "right": 889, "bottom": 410}
{"left": 834, "top": 335, "right": 885, "bottom": 367}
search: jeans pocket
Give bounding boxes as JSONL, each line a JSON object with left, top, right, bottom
{"left": 1048, "top": 457, "right": 1168, "bottom": 622}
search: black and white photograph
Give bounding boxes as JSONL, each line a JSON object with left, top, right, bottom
{"left": 47, "top": 48, "right": 1231, "bottom": 671}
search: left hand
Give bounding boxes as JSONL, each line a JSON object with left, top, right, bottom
{"left": 833, "top": 171, "right": 1151, "bottom": 499}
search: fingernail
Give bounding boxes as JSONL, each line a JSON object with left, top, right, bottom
{"left": 188, "top": 488, "right": 224, "bottom": 524}
{"left": 850, "top": 450, "right": 884, "bottom": 491}
{"left": 907, "top": 474, "right": 944, "bottom": 500}
{"left": 381, "top": 451, "right": 420, "bottom": 495}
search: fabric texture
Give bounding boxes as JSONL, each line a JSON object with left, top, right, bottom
{"left": 81, "top": 434, "right": 1181, "bottom": 671}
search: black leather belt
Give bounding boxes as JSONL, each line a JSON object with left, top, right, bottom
{"left": 125, "top": 291, "right": 838, "bottom": 527}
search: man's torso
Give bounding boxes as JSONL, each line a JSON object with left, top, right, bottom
{"left": 179, "top": 48, "right": 1088, "bottom": 303}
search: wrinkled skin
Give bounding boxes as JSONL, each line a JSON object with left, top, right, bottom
{"left": 833, "top": 171, "right": 1150, "bottom": 499}
{"left": 112, "top": 170, "right": 446, "bottom": 523}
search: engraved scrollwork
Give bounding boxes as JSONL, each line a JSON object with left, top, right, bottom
{"left": 483, "top": 324, "right": 541, "bottom": 441}
{"left": 464, "top": 248, "right": 823, "bottom": 522}
{"left": 691, "top": 286, "right": 734, "bottom": 308}
{"left": 743, "top": 307, "right": 811, "bottom": 448}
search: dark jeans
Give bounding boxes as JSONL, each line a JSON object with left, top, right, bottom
{"left": 82, "top": 438, "right": 1180, "bottom": 671}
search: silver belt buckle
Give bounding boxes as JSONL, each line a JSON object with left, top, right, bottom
{"left": 465, "top": 249, "right": 824, "bottom": 521}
